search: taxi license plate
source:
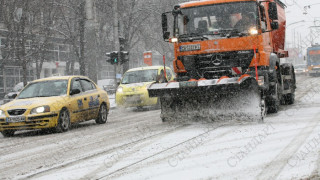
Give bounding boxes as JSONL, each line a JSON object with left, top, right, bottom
{"left": 126, "top": 95, "right": 141, "bottom": 102}
{"left": 6, "top": 116, "right": 26, "bottom": 123}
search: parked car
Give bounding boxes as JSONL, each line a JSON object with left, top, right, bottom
{"left": 3, "top": 82, "right": 26, "bottom": 104}
{"left": 116, "top": 66, "right": 174, "bottom": 109}
{"left": 98, "top": 79, "right": 117, "bottom": 94}
{"left": 294, "top": 64, "right": 307, "bottom": 75}
{"left": 0, "top": 76, "right": 110, "bottom": 137}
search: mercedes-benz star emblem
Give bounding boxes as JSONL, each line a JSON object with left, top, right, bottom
{"left": 211, "top": 54, "right": 222, "bottom": 66}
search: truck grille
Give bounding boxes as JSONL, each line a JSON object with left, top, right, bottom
{"left": 7, "top": 109, "right": 26, "bottom": 116}
{"left": 181, "top": 50, "right": 254, "bottom": 79}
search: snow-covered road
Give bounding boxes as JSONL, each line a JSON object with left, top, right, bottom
{"left": 1, "top": 75, "right": 320, "bottom": 180}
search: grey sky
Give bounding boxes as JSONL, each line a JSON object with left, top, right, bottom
{"left": 284, "top": 0, "right": 320, "bottom": 51}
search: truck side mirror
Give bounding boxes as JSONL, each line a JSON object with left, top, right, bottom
{"left": 268, "top": 2, "right": 278, "bottom": 20}
{"left": 271, "top": 21, "right": 279, "bottom": 30}
{"left": 162, "top": 13, "right": 170, "bottom": 41}
{"left": 70, "top": 89, "right": 81, "bottom": 95}
{"left": 259, "top": 4, "right": 266, "bottom": 22}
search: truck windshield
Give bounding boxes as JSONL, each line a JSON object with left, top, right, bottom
{"left": 121, "top": 69, "right": 158, "bottom": 84}
{"left": 177, "top": 2, "right": 258, "bottom": 38}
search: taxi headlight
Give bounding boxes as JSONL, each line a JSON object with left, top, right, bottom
{"left": 30, "top": 106, "right": 50, "bottom": 114}
{"left": 0, "top": 110, "right": 5, "bottom": 117}
{"left": 117, "top": 86, "right": 123, "bottom": 93}
{"left": 249, "top": 27, "right": 258, "bottom": 35}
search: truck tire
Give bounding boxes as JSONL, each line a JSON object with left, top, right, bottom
{"left": 267, "top": 70, "right": 281, "bottom": 113}
{"left": 284, "top": 93, "right": 295, "bottom": 105}
{"left": 281, "top": 64, "right": 296, "bottom": 105}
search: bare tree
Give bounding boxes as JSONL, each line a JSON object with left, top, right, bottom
{"left": 29, "top": 0, "right": 60, "bottom": 79}
{"left": 0, "top": 0, "right": 35, "bottom": 86}
{"left": 52, "top": 0, "right": 86, "bottom": 76}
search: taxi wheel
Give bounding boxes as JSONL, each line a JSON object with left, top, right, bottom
{"left": 96, "top": 104, "right": 108, "bottom": 124}
{"left": 1, "top": 130, "right": 15, "bottom": 137}
{"left": 55, "top": 109, "right": 70, "bottom": 133}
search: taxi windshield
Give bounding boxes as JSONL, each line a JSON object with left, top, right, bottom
{"left": 121, "top": 69, "right": 158, "bottom": 84}
{"left": 17, "top": 80, "right": 68, "bottom": 99}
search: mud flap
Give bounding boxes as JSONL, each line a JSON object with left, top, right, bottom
{"left": 149, "top": 77, "right": 265, "bottom": 123}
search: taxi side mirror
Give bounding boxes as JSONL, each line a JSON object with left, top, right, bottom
{"left": 70, "top": 89, "right": 81, "bottom": 95}
{"left": 10, "top": 93, "right": 18, "bottom": 99}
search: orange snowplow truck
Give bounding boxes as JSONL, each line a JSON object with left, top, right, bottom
{"left": 148, "top": 0, "right": 296, "bottom": 122}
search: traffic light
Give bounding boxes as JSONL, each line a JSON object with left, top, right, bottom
{"left": 106, "top": 51, "right": 129, "bottom": 65}
{"left": 120, "top": 51, "right": 129, "bottom": 64}
{"left": 106, "top": 51, "right": 118, "bottom": 65}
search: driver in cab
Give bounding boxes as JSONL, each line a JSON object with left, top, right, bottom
{"left": 234, "top": 12, "right": 256, "bottom": 33}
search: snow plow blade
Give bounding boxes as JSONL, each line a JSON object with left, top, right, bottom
{"left": 148, "top": 77, "right": 266, "bottom": 123}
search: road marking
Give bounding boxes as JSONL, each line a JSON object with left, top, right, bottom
{"left": 23, "top": 124, "right": 189, "bottom": 179}
{"left": 257, "top": 113, "right": 320, "bottom": 180}
{"left": 96, "top": 122, "right": 233, "bottom": 179}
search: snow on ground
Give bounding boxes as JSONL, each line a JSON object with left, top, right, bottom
{"left": 1, "top": 76, "right": 320, "bottom": 180}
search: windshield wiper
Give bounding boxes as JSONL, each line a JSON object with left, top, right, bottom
{"left": 17, "top": 95, "right": 50, "bottom": 99}
{"left": 219, "top": 28, "right": 244, "bottom": 38}
{"left": 179, "top": 33, "right": 209, "bottom": 41}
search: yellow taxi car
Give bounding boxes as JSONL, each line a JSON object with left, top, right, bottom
{"left": 0, "top": 76, "right": 110, "bottom": 137}
{"left": 116, "top": 66, "right": 174, "bottom": 108}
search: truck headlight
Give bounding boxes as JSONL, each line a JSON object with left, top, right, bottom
{"left": 0, "top": 110, "right": 5, "bottom": 118}
{"left": 249, "top": 27, "right": 258, "bottom": 35}
{"left": 30, "top": 106, "right": 50, "bottom": 114}
{"left": 117, "top": 87, "right": 123, "bottom": 93}
{"left": 170, "top": 38, "right": 178, "bottom": 43}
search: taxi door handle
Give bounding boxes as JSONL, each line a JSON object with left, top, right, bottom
{"left": 84, "top": 97, "right": 87, "bottom": 101}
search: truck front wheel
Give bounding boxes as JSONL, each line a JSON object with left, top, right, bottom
{"left": 267, "top": 70, "right": 281, "bottom": 113}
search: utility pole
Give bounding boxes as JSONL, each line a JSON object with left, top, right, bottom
{"left": 113, "top": 0, "right": 120, "bottom": 87}
{"left": 85, "top": 0, "right": 98, "bottom": 82}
